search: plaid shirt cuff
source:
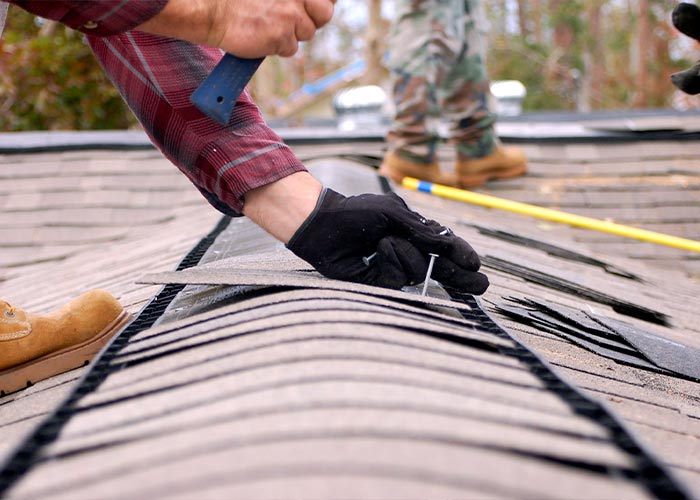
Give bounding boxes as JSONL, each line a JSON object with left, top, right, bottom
{"left": 10, "top": 0, "right": 168, "bottom": 35}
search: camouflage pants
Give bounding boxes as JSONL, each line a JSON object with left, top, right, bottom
{"left": 386, "top": 0, "right": 497, "bottom": 163}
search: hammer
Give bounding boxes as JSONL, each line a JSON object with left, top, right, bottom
{"left": 190, "top": 54, "right": 264, "bottom": 125}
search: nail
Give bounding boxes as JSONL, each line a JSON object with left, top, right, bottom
{"left": 422, "top": 253, "right": 439, "bottom": 296}
{"left": 362, "top": 252, "right": 377, "bottom": 266}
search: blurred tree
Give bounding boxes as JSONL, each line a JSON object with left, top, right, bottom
{"left": 633, "top": 0, "right": 651, "bottom": 107}
{"left": 582, "top": 0, "right": 605, "bottom": 111}
{"left": 631, "top": 0, "right": 676, "bottom": 108}
{"left": 0, "top": 7, "right": 137, "bottom": 131}
{"left": 361, "top": 0, "right": 388, "bottom": 84}
{"left": 484, "top": 0, "right": 687, "bottom": 111}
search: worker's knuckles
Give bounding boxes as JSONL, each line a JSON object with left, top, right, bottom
{"left": 444, "top": 237, "right": 481, "bottom": 271}
{"left": 295, "top": 16, "right": 317, "bottom": 41}
{"left": 304, "top": 0, "right": 335, "bottom": 27}
{"left": 433, "top": 262, "right": 490, "bottom": 295}
{"left": 267, "top": 22, "right": 300, "bottom": 56}
{"left": 276, "top": 0, "right": 332, "bottom": 37}
{"left": 277, "top": 39, "right": 300, "bottom": 57}
{"left": 262, "top": 3, "right": 309, "bottom": 54}
{"left": 377, "top": 237, "right": 427, "bottom": 286}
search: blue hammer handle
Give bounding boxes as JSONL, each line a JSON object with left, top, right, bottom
{"left": 190, "top": 53, "right": 264, "bottom": 125}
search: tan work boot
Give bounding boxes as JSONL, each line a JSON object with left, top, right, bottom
{"left": 0, "top": 290, "right": 130, "bottom": 396}
{"left": 456, "top": 146, "right": 527, "bottom": 188}
{"left": 379, "top": 151, "right": 458, "bottom": 187}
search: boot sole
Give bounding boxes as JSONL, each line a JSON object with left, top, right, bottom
{"left": 378, "top": 165, "right": 405, "bottom": 185}
{"left": 458, "top": 162, "right": 528, "bottom": 188}
{"left": 380, "top": 163, "right": 526, "bottom": 189}
{"left": 0, "top": 311, "right": 131, "bottom": 396}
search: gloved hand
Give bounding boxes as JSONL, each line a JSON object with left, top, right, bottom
{"left": 287, "top": 188, "right": 489, "bottom": 294}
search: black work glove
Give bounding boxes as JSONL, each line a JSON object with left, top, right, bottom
{"left": 287, "top": 188, "right": 489, "bottom": 295}
{"left": 671, "top": 3, "right": 700, "bottom": 94}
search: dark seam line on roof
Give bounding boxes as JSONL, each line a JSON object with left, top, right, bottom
{"left": 102, "top": 463, "right": 544, "bottom": 500}
{"left": 495, "top": 306, "right": 665, "bottom": 372}
{"left": 669, "top": 464, "right": 700, "bottom": 474}
{"left": 111, "top": 318, "right": 500, "bottom": 368}
{"left": 570, "top": 385, "right": 688, "bottom": 412}
{"left": 67, "top": 374, "right": 571, "bottom": 438}
{"left": 525, "top": 328, "right": 667, "bottom": 375}
{"left": 115, "top": 304, "right": 489, "bottom": 355}
{"left": 138, "top": 270, "right": 474, "bottom": 312}
{"left": 0, "top": 413, "right": 50, "bottom": 431}
{"left": 5, "top": 121, "right": 700, "bottom": 156}
{"left": 71, "top": 352, "right": 550, "bottom": 413}
{"left": 502, "top": 132, "right": 700, "bottom": 144}
{"left": 0, "top": 144, "right": 157, "bottom": 155}
{"left": 25, "top": 461, "right": 598, "bottom": 500}
{"left": 118, "top": 314, "right": 488, "bottom": 358}
{"left": 109, "top": 333, "right": 520, "bottom": 383}
{"left": 445, "top": 289, "right": 692, "bottom": 500}
{"left": 0, "top": 377, "right": 78, "bottom": 409}
{"left": 47, "top": 401, "right": 610, "bottom": 463}
{"left": 29, "top": 429, "right": 634, "bottom": 497}
{"left": 99, "top": 349, "right": 529, "bottom": 408}
{"left": 62, "top": 399, "right": 603, "bottom": 446}
{"left": 547, "top": 362, "right": 647, "bottom": 388}
{"left": 554, "top": 366, "right": 696, "bottom": 405}
{"left": 503, "top": 324, "right": 697, "bottom": 405}
{"left": 463, "top": 223, "right": 643, "bottom": 282}
{"left": 136, "top": 294, "right": 484, "bottom": 340}
{"left": 502, "top": 306, "right": 642, "bottom": 352}
{"left": 0, "top": 215, "right": 233, "bottom": 496}
{"left": 121, "top": 318, "right": 502, "bottom": 362}
{"left": 127, "top": 292, "right": 483, "bottom": 344}
{"left": 503, "top": 297, "right": 622, "bottom": 338}
{"left": 498, "top": 298, "right": 699, "bottom": 382}
{"left": 626, "top": 421, "right": 700, "bottom": 439}
{"left": 115, "top": 304, "right": 482, "bottom": 348}
{"left": 528, "top": 320, "right": 642, "bottom": 354}
{"left": 481, "top": 255, "right": 670, "bottom": 326}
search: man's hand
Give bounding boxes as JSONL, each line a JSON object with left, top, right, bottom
{"left": 285, "top": 188, "right": 490, "bottom": 295}
{"left": 136, "top": 0, "right": 336, "bottom": 58}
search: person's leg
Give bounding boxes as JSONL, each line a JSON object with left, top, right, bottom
{"left": 441, "top": 0, "right": 526, "bottom": 187}
{"left": 439, "top": 0, "right": 496, "bottom": 158}
{"left": 385, "top": 0, "right": 438, "bottom": 162}
{"left": 380, "top": 0, "right": 457, "bottom": 186}
{"left": 87, "top": 32, "right": 306, "bottom": 216}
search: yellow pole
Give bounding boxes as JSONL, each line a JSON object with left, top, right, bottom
{"left": 402, "top": 177, "right": 700, "bottom": 254}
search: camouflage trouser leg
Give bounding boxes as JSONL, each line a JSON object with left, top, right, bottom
{"left": 386, "top": 0, "right": 497, "bottom": 163}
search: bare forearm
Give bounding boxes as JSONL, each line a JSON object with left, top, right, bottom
{"left": 242, "top": 172, "right": 323, "bottom": 244}
{"left": 136, "top": 0, "right": 336, "bottom": 58}
{"left": 135, "top": 0, "right": 216, "bottom": 49}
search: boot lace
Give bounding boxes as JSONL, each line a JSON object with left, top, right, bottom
{"left": 1, "top": 301, "right": 16, "bottom": 318}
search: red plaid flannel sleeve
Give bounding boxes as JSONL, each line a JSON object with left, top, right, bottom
{"left": 9, "top": 1, "right": 168, "bottom": 35}
{"left": 11, "top": 2, "right": 307, "bottom": 215}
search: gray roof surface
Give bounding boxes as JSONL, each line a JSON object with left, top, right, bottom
{"left": 0, "top": 121, "right": 699, "bottom": 498}
{"left": 0, "top": 149, "right": 220, "bottom": 467}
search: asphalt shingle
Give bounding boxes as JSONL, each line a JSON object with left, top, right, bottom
{"left": 1, "top": 126, "right": 699, "bottom": 498}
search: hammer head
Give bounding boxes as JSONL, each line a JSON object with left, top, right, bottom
{"left": 190, "top": 54, "right": 264, "bottom": 125}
